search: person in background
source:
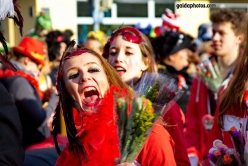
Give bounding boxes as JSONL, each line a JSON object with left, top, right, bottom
{"left": 0, "top": 36, "right": 58, "bottom": 149}
{"left": 103, "top": 26, "right": 190, "bottom": 166}
{"left": 150, "top": 8, "right": 181, "bottom": 38}
{"left": 194, "top": 23, "right": 212, "bottom": 49}
{"left": 0, "top": 42, "right": 11, "bottom": 54}
{"left": 26, "top": 12, "right": 54, "bottom": 102}
{"left": 204, "top": 20, "right": 248, "bottom": 163}
{"left": 27, "top": 11, "right": 53, "bottom": 41}
{"left": 0, "top": 82, "right": 24, "bottom": 166}
{"left": 194, "top": 23, "right": 213, "bottom": 62}
{"left": 184, "top": 9, "right": 247, "bottom": 165}
{"left": 22, "top": 30, "right": 74, "bottom": 166}
{"left": 152, "top": 30, "right": 197, "bottom": 115}
{"left": 0, "top": 42, "right": 11, "bottom": 69}
{"left": 46, "top": 29, "right": 73, "bottom": 86}
{"left": 0, "top": 0, "right": 24, "bottom": 165}
{"left": 82, "top": 30, "right": 108, "bottom": 55}
{"left": 134, "top": 22, "right": 152, "bottom": 40}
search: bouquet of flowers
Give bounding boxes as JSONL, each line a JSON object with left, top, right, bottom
{"left": 229, "top": 126, "right": 246, "bottom": 165}
{"left": 202, "top": 126, "right": 246, "bottom": 166}
{"left": 135, "top": 72, "right": 184, "bottom": 114}
{"left": 196, "top": 58, "right": 222, "bottom": 93}
{"left": 201, "top": 148, "right": 240, "bottom": 166}
{"left": 116, "top": 72, "right": 183, "bottom": 163}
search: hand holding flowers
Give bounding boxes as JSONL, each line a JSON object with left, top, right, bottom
{"left": 116, "top": 96, "right": 159, "bottom": 163}
{"left": 116, "top": 72, "right": 183, "bottom": 163}
{"left": 196, "top": 58, "right": 222, "bottom": 93}
{"left": 203, "top": 126, "right": 247, "bottom": 166}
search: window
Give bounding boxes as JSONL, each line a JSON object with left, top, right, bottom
{"left": 210, "top": 3, "right": 248, "bottom": 12}
{"left": 77, "top": 24, "right": 132, "bottom": 44}
{"left": 155, "top": 3, "right": 174, "bottom": 17}
{"left": 41, "top": 8, "right": 50, "bottom": 15}
{"left": 116, "top": 3, "right": 147, "bottom": 17}
{"left": 100, "top": 24, "right": 132, "bottom": 35}
{"left": 78, "top": 24, "right": 92, "bottom": 45}
{"left": 104, "top": 10, "right": 111, "bottom": 18}
{"left": 77, "top": 1, "right": 92, "bottom": 17}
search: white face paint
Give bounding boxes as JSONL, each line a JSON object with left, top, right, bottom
{"left": 107, "top": 35, "right": 148, "bottom": 85}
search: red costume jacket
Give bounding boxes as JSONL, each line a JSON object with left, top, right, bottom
{"left": 164, "top": 102, "right": 190, "bottom": 166}
{"left": 136, "top": 120, "right": 176, "bottom": 166}
{"left": 55, "top": 87, "right": 177, "bottom": 166}
{"left": 185, "top": 74, "right": 232, "bottom": 161}
{"left": 184, "top": 77, "right": 213, "bottom": 161}
{"left": 56, "top": 119, "right": 177, "bottom": 166}
{"left": 204, "top": 88, "right": 248, "bottom": 158}
{"left": 33, "top": 102, "right": 188, "bottom": 166}
{"left": 204, "top": 105, "right": 248, "bottom": 158}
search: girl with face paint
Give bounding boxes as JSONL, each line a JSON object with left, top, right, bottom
{"left": 103, "top": 27, "right": 190, "bottom": 166}
{"left": 105, "top": 27, "right": 156, "bottom": 88}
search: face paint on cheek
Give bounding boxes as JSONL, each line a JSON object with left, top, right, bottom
{"left": 125, "top": 58, "right": 140, "bottom": 68}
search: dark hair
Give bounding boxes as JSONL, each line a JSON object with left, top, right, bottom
{"left": 152, "top": 30, "right": 194, "bottom": 61}
{"left": 210, "top": 9, "right": 247, "bottom": 35}
{"left": 46, "top": 30, "right": 73, "bottom": 61}
{"left": 63, "top": 29, "right": 74, "bottom": 42}
{"left": 53, "top": 41, "right": 129, "bottom": 162}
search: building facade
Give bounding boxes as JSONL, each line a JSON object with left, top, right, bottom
{"left": 1, "top": 0, "right": 248, "bottom": 46}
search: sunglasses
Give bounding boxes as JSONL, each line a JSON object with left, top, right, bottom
{"left": 109, "top": 27, "right": 143, "bottom": 45}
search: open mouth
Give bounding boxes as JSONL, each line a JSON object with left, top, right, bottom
{"left": 115, "top": 66, "right": 126, "bottom": 76}
{"left": 81, "top": 86, "right": 101, "bottom": 107}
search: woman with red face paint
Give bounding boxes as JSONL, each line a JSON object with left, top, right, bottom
{"left": 53, "top": 41, "right": 176, "bottom": 166}
{"left": 103, "top": 26, "right": 190, "bottom": 166}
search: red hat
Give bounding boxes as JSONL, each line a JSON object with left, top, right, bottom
{"left": 12, "top": 37, "right": 46, "bottom": 65}
{"left": 162, "top": 8, "right": 181, "bottom": 31}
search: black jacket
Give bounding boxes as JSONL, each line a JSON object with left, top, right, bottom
{"left": 158, "top": 63, "right": 192, "bottom": 115}
{"left": 1, "top": 74, "right": 58, "bottom": 149}
{"left": 0, "top": 82, "right": 24, "bottom": 165}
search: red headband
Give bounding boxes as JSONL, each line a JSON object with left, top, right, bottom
{"left": 108, "top": 27, "right": 143, "bottom": 45}
{"left": 58, "top": 48, "right": 96, "bottom": 77}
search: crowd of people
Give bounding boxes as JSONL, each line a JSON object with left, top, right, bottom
{"left": 1, "top": 1, "right": 248, "bottom": 166}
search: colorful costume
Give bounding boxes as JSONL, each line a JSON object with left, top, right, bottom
{"left": 185, "top": 71, "right": 233, "bottom": 161}
{"left": 204, "top": 103, "right": 248, "bottom": 158}
{"left": 56, "top": 86, "right": 177, "bottom": 166}
{"left": 164, "top": 101, "right": 190, "bottom": 166}
{"left": 56, "top": 87, "right": 120, "bottom": 166}
{"left": 137, "top": 120, "right": 176, "bottom": 166}
{"left": 27, "top": 12, "right": 52, "bottom": 41}
{"left": 185, "top": 77, "right": 214, "bottom": 161}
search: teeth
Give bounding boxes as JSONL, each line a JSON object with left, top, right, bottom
{"left": 116, "top": 67, "right": 125, "bottom": 71}
{"left": 83, "top": 87, "right": 97, "bottom": 93}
